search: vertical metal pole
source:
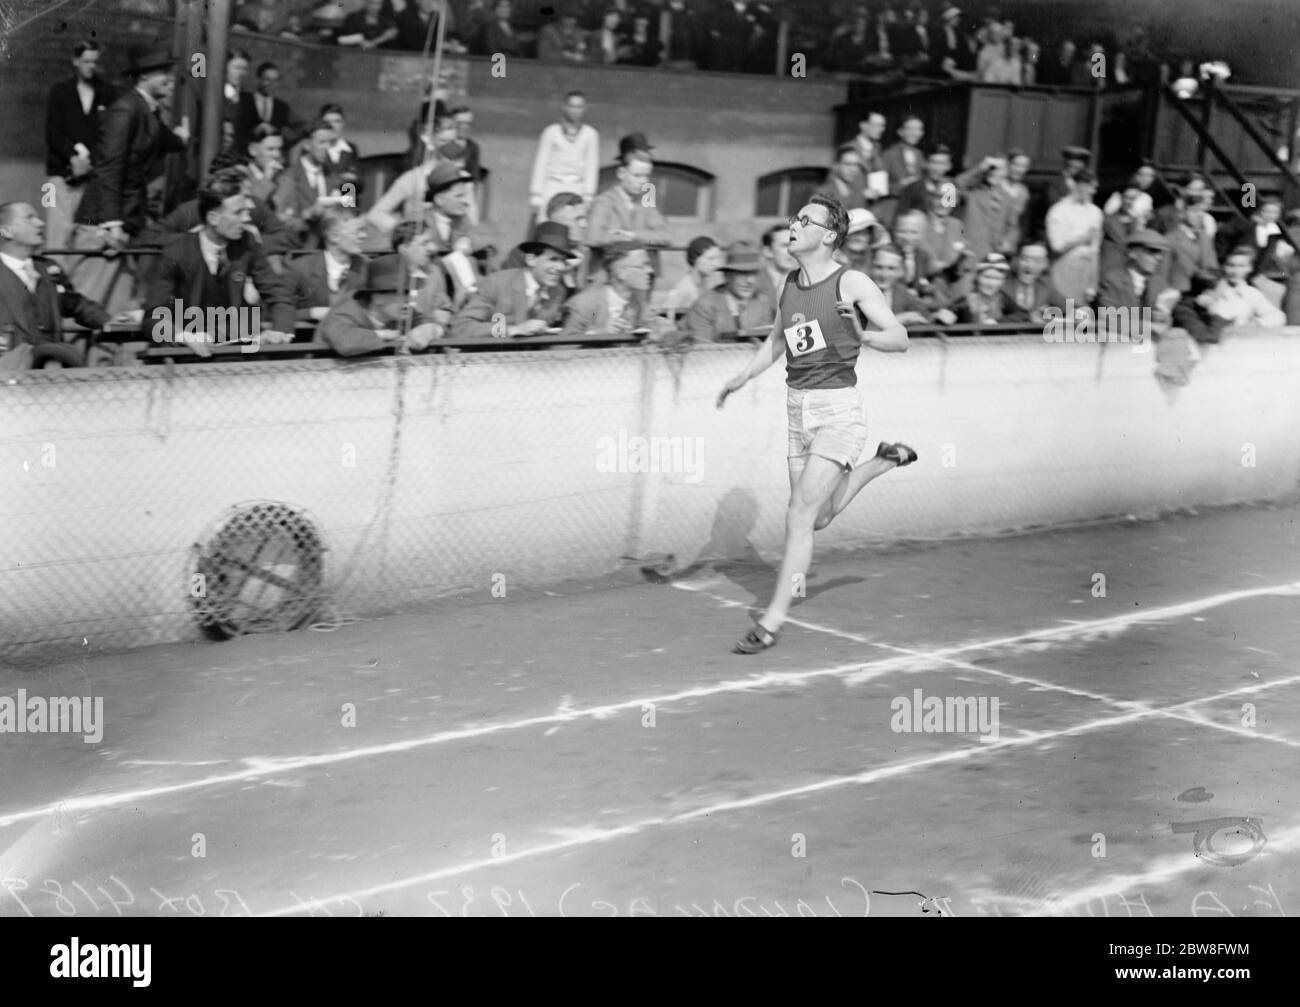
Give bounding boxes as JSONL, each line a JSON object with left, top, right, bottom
{"left": 775, "top": 15, "right": 789, "bottom": 77}
{"left": 200, "top": 0, "right": 231, "bottom": 185}
{"left": 1198, "top": 74, "right": 1214, "bottom": 172}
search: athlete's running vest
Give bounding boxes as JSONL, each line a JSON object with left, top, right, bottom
{"left": 778, "top": 265, "right": 861, "bottom": 389}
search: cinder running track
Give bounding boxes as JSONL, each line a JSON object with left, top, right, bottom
{"left": 3, "top": 498, "right": 1298, "bottom": 918}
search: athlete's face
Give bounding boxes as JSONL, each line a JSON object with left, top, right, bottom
{"left": 788, "top": 204, "right": 835, "bottom": 255}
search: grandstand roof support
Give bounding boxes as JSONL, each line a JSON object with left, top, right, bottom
{"left": 199, "top": 0, "right": 231, "bottom": 185}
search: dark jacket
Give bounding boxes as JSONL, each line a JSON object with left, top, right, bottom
{"left": 144, "top": 231, "right": 295, "bottom": 338}
{"left": 318, "top": 296, "right": 399, "bottom": 356}
{"left": 451, "top": 267, "right": 567, "bottom": 338}
{"left": 74, "top": 89, "right": 187, "bottom": 235}
{"left": 0, "top": 254, "right": 109, "bottom": 354}
{"left": 44, "top": 76, "right": 116, "bottom": 180}
{"left": 286, "top": 251, "right": 369, "bottom": 317}
{"left": 234, "top": 91, "right": 297, "bottom": 155}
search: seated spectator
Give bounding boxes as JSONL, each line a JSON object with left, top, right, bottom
{"left": 1100, "top": 182, "right": 1145, "bottom": 274}
{"left": 1072, "top": 42, "right": 1104, "bottom": 87}
{"left": 274, "top": 119, "right": 351, "bottom": 246}
{"left": 1046, "top": 167, "right": 1102, "bottom": 304}
{"left": 757, "top": 223, "right": 798, "bottom": 305}
{"left": 824, "top": 10, "right": 871, "bottom": 73}
{"left": 391, "top": 219, "right": 453, "bottom": 329}
{"left": 246, "top": 124, "right": 285, "bottom": 206}
{"left": 891, "top": 209, "right": 946, "bottom": 306}
{"left": 1215, "top": 195, "right": 1285, "bottom": 272}
{"left": 665, "top": 235, "right": 724, "bottom": 313}
{"left": 813, "top": 145, "right": 869, "bottom": 212}
{"left": 394, "top": 0, "right": 454, "bottom": 52}
{"left": 1096, "top": 228, "right": 1170, "bottom": 313}
{"left": 539, "top": 4, "right": 588, "bottom": 61}
{"left": 956, "top": 154, "right": 1014, "bottom": 262}
{"left": 837, "top": 208, "right": 889, "bottom": 272}
{"left": 878, "top": 115, "right": 927, "bottom": 228}
{"left": 502, "top": 192, "right": 587, "bottom": 283}
{"left": 951, "top": 253, "right": 1017, "bottom": 324}
{"left": 235, "top": 61, "right": 298, "bottom": 156}
{"left": 318, "top": 104, "right": 362, "bottom": 199}
{"left": 143, "top": 173, "right": 295, "bottom": 351}
{"left": 319, "top": 254, "right": 442, "bottom": 356}
{"left": 897, "top": 144, "right": 954, "bottom": 218}
{"left": 867, "top": 245, "right": 931, "bottom": 325}
{"left": 483, "top": 0, "right": 522, "bottom": 56}
{"left": 1152, "top": 173, "right": 1216, "bottom": 240}
{"left": 366, "top": 157, "right": 439, "bottom": 241}
{"left": 933, "top": 4, "right": 976, "bottom": 80}
{"left": 0, "top": 200, "right": 109, "bottom": 369}
{"left": 623, "top": 15, "right": 662, "bottom": 66}
{"left": 586, "top": 148, "right": 670, "bottom": 276}
{"left": 451, "top": 221, "right": 571, "bottom": 338}
{"left": 684, "top": 240, "right": 775, "bottom": 342}
{"left": 562, "top": 241, "right": 655, "bottom": 337}
{"left": 423, "top": 162, "right": 477, "bottom": 255}
{"left": 1158, "top": 179, "right": 1220, "bottom": 294}
{"left": 339, "top": 0, "right": 398, "bottom": 50}
{"left": 1002, "top": 243, "right": 1066, "bottom": 322}
{"left": 1195, "top": 247, "right": 1286, "bottom": 328}
{"left": 286, "top": 210, "right": 368, "bottom": 321}
{"left": 922, "top": 183, "right": 968, "bottom": 278}
{"left": 587, "top": 7, "right": 629, "bottom": 64}
{"left": 890, "top": 4, "right": 931, "bottom": 73}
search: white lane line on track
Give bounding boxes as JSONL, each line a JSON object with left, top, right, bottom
{"left": 680, "top": 580, "right": 1300, "bottom": 749}
{"left": 256, "top": 701, "right": 1188, "bottom": 916}
{"left": 4, "top": 578, "right": 1297, "bottom": 832}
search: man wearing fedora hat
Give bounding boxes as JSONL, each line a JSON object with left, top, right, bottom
{"left": 71, "top": 42, "right": 190, "bottom": 309}
{"left": 451, "top": 221, "right": 571, "bottom": 338}
{"left": 319, "top": 254, "right": 442, "bottom": 356}
{"left": 1, "top": 201, "right": 111, "bottom": 370}
{"left": 684, "top": 240, "right": 775, "bottom": 342}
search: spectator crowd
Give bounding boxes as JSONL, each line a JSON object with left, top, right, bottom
{"left": 2, "top": 9, "right": 1295, "bottom": 371}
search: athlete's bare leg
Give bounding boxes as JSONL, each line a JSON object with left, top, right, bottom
{"left": 757, "top": 453, "right": 845, "bottom": 635}
{"left": 814, "top": 455, "right": 897, "bottom": 531}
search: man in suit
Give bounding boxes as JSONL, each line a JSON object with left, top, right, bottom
{"left": 1001, "top": 243, "right": 1066, "bottom": 323}
{"left": 0, "top": 201, "right": 110, "bottom": 369}
{"left": 235, "top": 62, "right": 298, "bottom": 156}
{"left": 877, "top": 116, "right": 926, "bottom": 229}
{"left": 684, "top": 240, "right": 775, "bottom": 342}
{"left": 391, "top": 220, "right": 454, "bottom": 330}
{"left": 318, "top": 255, "right": 442, "bottom": 357}
{"left": 286, "top": 211, "right": 368, "bottom": 322}
{"left": 71, "top": 44, "right": 191, "bottom": 309}
{"left": 1155, "top": 180, "right": 1219, "bottom": 294}
{"left": 143, "top": 173, "right": 295, "bottom": 355}
{"left": 586, "top": 148, "right": 671, "bottom": 277}
{"left": 1096, "top": 229, "right": 1169, "bottom": 313}
{"left": 395, "top": 0, "right": 455, "bottom": 52}
{"left": 274, "top": 120, "right": 345, "bottom": 247}
{"left": 44, "top": 41, "right": 116, "bottom": 257}
{"left": 1100, "top": 182, "right": 1144, "bottom": 274}
{"left": 245, "top": 124, "right": 286, "bottom": 207}
{"left": 812, "top": 146, "right": 868, "bottom": 213}
{"left": 562, "top": 241, "right": 654, "bottom": 336}
{"left": 897, "top": 144, "right": 954, "bottom": 218}
{"left": 867, "top": 245, "right": 932, "bottom": 324}
{"left": 451, "top": 221, "right": 571, "bottom": 338}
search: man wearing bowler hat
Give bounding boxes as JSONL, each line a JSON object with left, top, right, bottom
{"left": 451, "top": 220, "right": 572, "bottom": 338}
{"left": 319, "top": 254, "right": 442, "bottom": 356}
{"left": 71, "top": 42, "right": 191, "bottom": 309}
{"left": 684, "top": 239, "right": 775, "bottom": 342}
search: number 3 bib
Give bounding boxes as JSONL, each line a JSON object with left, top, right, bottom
{"left": 783, "top": 317, "right": 827, "bottom": 357}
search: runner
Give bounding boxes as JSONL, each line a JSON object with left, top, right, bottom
{"left": 717, "top": 195, "right": 917, "bottom": 654}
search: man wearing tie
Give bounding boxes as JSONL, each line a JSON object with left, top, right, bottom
{"left": 561, "top": 241, "right": 654, "bottom": 337}
{"left": 44, "top": 41, "right": 116, "bottom": 258}
{"left": 235, "top": 62, "right": 297, "bottom": 155}
{"left": 0, "top": 201, "right": 110, "bottom": 369}
{"left": 286, "top": 210, "right": 368, "bottom": 321}
{"left": 878, "top": 116, "right": 926, "bottom": 229}
{"left": 273, "top": 120, "right": 342, "bottom": 246}
{"left": 1097, "top": 229, "right": 1170, "bottom": 314}
{"left": 1002, "top": 243, "right": 1066, "bottom": 324}
{"left": 451, "top": 221, "right": 571, "bottom": 338}
{"left": 143, "top": 173, "right": 295, "bottom": 354}
{"left": 71, "top": 43, "right": 191, "bottom": 308}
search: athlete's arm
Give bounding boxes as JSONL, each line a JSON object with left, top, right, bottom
{"left": 837, "top": 270, "right": 910, "bottom": 352}
{"left": 716, "top": 317, "right": 783, "bottom": 408}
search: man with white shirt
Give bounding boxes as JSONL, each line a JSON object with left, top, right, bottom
{"left": 561, "top": 241, "right": 654, "bottom": 337}
{"left": 451, "top": 221, "right": 571, "bottom": 338}
{"left": 44, "top": 41, "right": 116, "bottom": 257}
{"left": 529, "top": 92, "right": 599, "bottom": 220}
{"left": 286, "top": 211, "right": 368, "bottom": 321}
{"left": 1097, "top": 229, "right": 1169, "bottom": 314}
{"left": 0, "top": 201, "right": 110, "bottom": 369}
{"left": 1197, "top": 248, "right": 1286, "bottom": 328}
{"left": 246, "top": 124, "right": 285, "bottom": 207}
{"left": 273, "top": 120, "right": 343, "bottom": 246}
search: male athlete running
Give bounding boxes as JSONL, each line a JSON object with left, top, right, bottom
{"left": 717, "top": 195, "right": 917, "bottom": 654}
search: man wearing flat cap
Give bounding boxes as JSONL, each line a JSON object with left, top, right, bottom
{"left": 71, "top": 42, "right": 191, "bottom": 308}
{"left": 451, "top": 221, "right": 571, "bottom": 338}
{"left": 684, "top": 240, "right": 776, "bottom": 342}
{"left": 318, "top": 254, "right": 442, "bottom": 357}
{"left": 1096, "top": 228, "right": 1171, "bottom": 313}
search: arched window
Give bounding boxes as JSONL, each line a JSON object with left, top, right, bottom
{"left": 756, "top": 167, "right": 829, "bottom": 218}
{"left": 597, "top": 162, "right": 715, "bottom": 221}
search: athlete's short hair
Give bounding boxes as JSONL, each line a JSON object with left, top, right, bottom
{"left": 809, "top": 194, "right": 848, "bottom": 251}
